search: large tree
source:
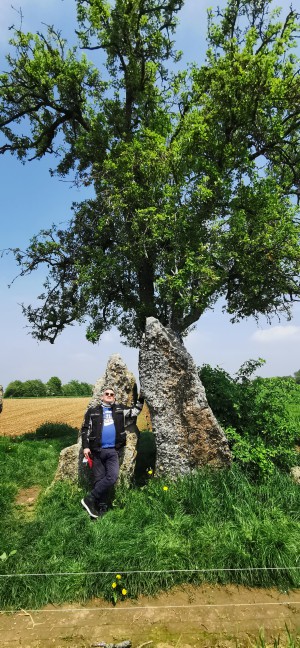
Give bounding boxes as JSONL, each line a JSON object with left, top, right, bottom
{"left": 1, "top": 0, "right": 300, "bottom": 346}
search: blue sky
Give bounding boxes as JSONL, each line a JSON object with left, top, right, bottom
{"left": 1, "top": 0, "right": 300, "bottom": 390}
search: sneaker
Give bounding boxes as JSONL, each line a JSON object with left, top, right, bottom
{"left": 81, "top": 495, "right": 99, "bottom": 519}
{"left": 97, "top": 502, "right": 108, "bottom": 517}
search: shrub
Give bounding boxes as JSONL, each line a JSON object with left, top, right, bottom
{"left": 14, "top": 422, "right": 80, "bottom": 443}
{"left": 199, "top": 360, "right": 300, "bottom": 476}
{"left": 34, "top": 422, "right": 79, "bottom": 440}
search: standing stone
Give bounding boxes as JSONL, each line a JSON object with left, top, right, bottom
{"left": 89, "top": 354, "right": 137, "bottom": 408}
{"left": 0, "top": 385, "right": 3, "bottom": 413}
{"left": 53, "top": 442, "right": 81, "bottom": 483}
{"left": 53, "top": 354, "right": 139, "bottom": 487}
{"left": 139, "top": 317, "right": 231, "bottom": 477}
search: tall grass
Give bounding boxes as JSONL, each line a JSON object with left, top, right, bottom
{"left": 255, "top": 627, "right": 300, "bottom": 647}
{"left": 0, "top": 428, "right": 299, "bottom": 610}
{"left": 289, "top": 402, "right": 300, "bottom": 444}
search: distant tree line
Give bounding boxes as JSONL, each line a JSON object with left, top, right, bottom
{"left": 4, "top": 377, "right": 93, "bottom": 398}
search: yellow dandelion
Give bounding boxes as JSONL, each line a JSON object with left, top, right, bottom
{"left": 116, "top": 574, "right": 122, "bottom": 580}
{"left": 163, "top": 486, "right": 168, "bottom": 491}
{"left": 121, "top": 588, "right": 127, "bottom": 596}
{"left": 112, "top": 582, "right": 117, "bottom": 589}
{"left": 147, "top": 469, "right": 153, "bottom": 475}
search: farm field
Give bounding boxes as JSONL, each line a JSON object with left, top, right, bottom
{"left": 0, "top": 398, "right": 151, "bottom": 436}
{"left": 0, "top": 397, "right": 90, "bottom": 436}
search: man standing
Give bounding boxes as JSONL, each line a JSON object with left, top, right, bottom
{"left": 80, "top": 386, "right": 144, "bottom": 518}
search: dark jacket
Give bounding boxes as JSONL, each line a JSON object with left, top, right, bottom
{"left": 81, "top": 400, "right": 143, "bottom": 451}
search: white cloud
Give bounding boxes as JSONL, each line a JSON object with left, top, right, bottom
{"left": 252, "top": 325, "right": 300, "bottom": 343}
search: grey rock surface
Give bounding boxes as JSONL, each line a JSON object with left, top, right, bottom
{"left": 53, "top": 441, "right": 92, "bottom": 487}
{"left": 139, "top": 317, "right": 232, "bottom": 477}
{"left": 89, "top": 354, "right": 137, "bottom": 408}
{"left": 291, "top": 466, "right": 300, "bottom": 484}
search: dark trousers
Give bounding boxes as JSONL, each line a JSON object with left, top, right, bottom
{"left": 91, "top": 448, "right": 119, "bottom": 503}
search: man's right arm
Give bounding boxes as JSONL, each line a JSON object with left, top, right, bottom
{"left": 80, "top": 408, "right": 91, "bottom": 457}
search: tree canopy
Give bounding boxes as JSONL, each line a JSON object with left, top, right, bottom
{"left": 1, "top": 0, "right": 300, "bottom": 346}
{"left": 294, "top": 369, "right": 300, "bottom": 384}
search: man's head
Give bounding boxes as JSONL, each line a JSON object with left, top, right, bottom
{"left": 101, "top": 386, "right": 116, "bottom": 405}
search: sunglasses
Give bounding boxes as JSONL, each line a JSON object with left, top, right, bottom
{"left": 104, "top": 392, "right": 115, "bottom": 396}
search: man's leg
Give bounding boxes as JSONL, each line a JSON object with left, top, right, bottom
{"left": 91, "top": 448, "right": 119, "bottom": 504}
{"left": 91, "top": 451, "right": 109, "bottom": 514}
{"left": 81, "top": 451, "right": 105, "bottom": 518}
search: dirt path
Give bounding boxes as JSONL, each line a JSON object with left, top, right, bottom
{"left": 1, "top": 584, "right": 300, "bottom": 647}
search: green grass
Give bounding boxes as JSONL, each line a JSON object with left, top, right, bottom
{"left": 0, "top": 426, "right": 299, "bottom": 610}
{"left": 289, "top": 402, "right": 300, "bottom": 445}
{"left": 255, "top": 627, "right": 300, "bottom": 647}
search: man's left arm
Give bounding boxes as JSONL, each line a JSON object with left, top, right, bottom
{"left": 123, "top": 394, "right": 144, "bottom": 419}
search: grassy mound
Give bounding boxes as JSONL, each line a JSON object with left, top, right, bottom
{"left": 0, "top": 427, "right": 299, "bottom": 610}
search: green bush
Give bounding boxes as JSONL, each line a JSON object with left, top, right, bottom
{"left": 34, "top": 422, "right": 79, "bottom": 440}
{"left": 199, "top": 360, "right": 300, "bottom": 476}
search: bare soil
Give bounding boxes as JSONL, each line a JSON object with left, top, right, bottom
{"left": 14, "top": 486, "right": 43, "bottom": 520}
{"left": 1, "top": 584, "right": 300, "bottom": 648}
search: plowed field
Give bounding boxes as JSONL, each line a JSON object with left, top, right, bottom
{"left": 0, "top": 398, "right": 90, "bottom": 436}
{"left": 0, "top": 398, "right": 151, "bottom": 436}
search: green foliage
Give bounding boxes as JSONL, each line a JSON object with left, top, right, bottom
{"left": 0, "top": 549, "right": 17, "bottom": 562}
{"left": 199, "top": 362, "right": 300, "bottom": 476}
{"left": 4, "top": 378, "right": 92, "bottom": 397}
{"left": 62, "top": 380, "right": 93, "bottom": 396}
{"left": 4, "top": 380, "right": 26, "bottom": 398}
{"left": 46, "top": 376, "right": 62, "bottom": 396}
{"left": 1, "top": 1, "right": 300, "bottom": 344}
{"left": 294, "top": 369, "right": 300, "bottom": 385}
{"left": 4, "top": 379, "right": 46, "bottom": 398}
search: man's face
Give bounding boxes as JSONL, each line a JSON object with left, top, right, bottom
{"left": 102, "top": 389, "right": 116, "bottom": 405}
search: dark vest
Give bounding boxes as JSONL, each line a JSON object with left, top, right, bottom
{"left": 86, "top": 404, "right": 126, "bottom": 450}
